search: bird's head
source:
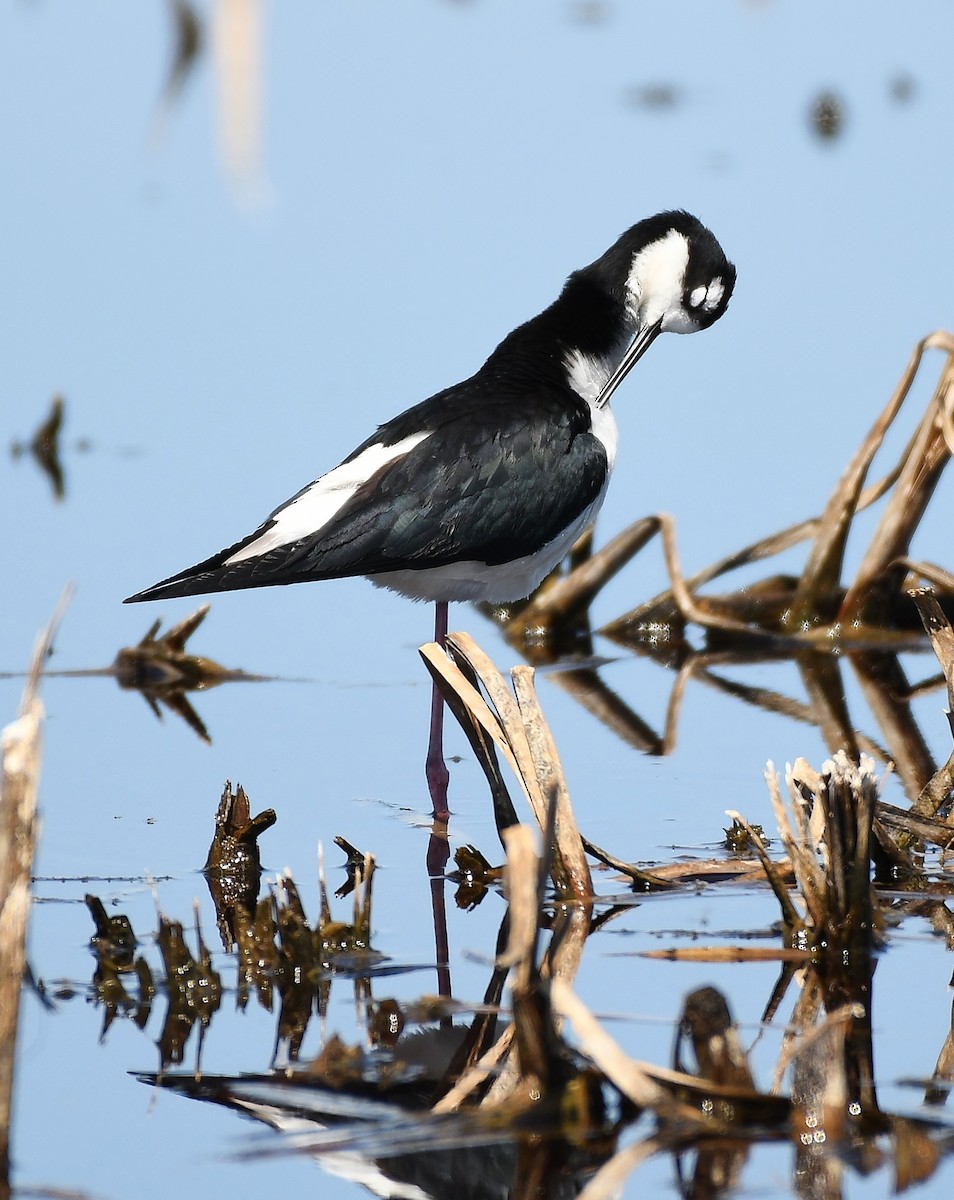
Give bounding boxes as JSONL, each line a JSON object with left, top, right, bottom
{"left": 588, "top": 211, "right": 735, "bottom": 406}
{"left": 617, "top": 210, "right": 735, "bottom": 333}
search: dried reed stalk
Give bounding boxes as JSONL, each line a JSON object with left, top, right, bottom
{"left": 0, "top": 592, "right": 70, "bottom": 1185}
{"left": 513, "top": 516, "right": 658, "bottom": 627}
{"left": 603, "top": 331, "right": 954, "bottom": 643}
{"left": 420, "top": 632, "right": 592, "bottom": 898}
{"left": 840, "top": 333, "right": 954, "bottom": 622}
{"left": 436, "top": 822, "right": 591, "bottom": 1113}
{"left": 909, "top": 588, "right": 954, "bottom": 823}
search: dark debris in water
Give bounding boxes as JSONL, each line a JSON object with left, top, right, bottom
{"left": 625, "top": 82, "right": 681, "bottom": 111}
{"left": 160, "top": 0, "right": 202, "bottom": 112}
{"left": 10, "top": 394, "right": 67, "bottom": 500}
{"left": 449, "top": 843, "right": 503, "bottom": 911}
{"left": 1, "top": 604, "right": 270, "bottom": 746}
{"left": 83, "top": 783, "right": 386, "bottom": 1072}
{"left": 332, "top": 835, "right": 369, "bottom": 899}
{"left": 810, "top": 89, "right": 844, "bottom": 139}
{"left": 114, "top": 605, "right": 266, "bottom": 742}
{"left": 723, "top": 816, "right": 768, "bottom": 856}
{"left": 204, "top": 779, "right": 276, "bottom": 952}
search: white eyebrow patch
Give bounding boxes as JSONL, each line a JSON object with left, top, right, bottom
{"left": 704, "top": 277, "right": 725, "bottom": 311}
{"left": 625, "top": 229, "right": 691, "bottom": 326}
{"left": 224, "top": 432, "right": 430, "bottom": 564}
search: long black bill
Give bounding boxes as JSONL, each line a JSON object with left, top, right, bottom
{"left": 595, "top": 319, "right": 663, "bottom": 409}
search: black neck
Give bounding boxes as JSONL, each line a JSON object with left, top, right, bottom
{"left": 482, "top": 271, "right": 630, "bottom": 380}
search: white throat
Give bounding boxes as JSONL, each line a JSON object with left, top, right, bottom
{"left": 562, "top": 347, "right": 620, "bottom": 470}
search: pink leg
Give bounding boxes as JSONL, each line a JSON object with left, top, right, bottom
{"left": 425, "top": 600, "right": 451, "bottom": 822}
{"left": 425, "top": 602, "right": 451, "bottom": 956}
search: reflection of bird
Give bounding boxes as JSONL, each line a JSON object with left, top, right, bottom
{"left": 137, "top": 1052, "right": 556, "bottom": 1200}
{"left": 126, "top": 211, "right": 735, "bottom": 818}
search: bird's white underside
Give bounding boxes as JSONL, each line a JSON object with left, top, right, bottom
{"left": 371, "top": 488, "right": 606, "bottom": 602}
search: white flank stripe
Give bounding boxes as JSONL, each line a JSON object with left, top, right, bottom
{"left": 225, "top": 432, "right": 430, "bottom": 564}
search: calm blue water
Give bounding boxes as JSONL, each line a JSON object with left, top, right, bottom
{"left": 5, "top": 2, "right": 954, "bottom": 1196}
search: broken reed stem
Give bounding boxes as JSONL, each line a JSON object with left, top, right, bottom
{"left": 497, "top": 825, "right": 539, "bottom": 980}
{"left": 654, "top": 515, "right": 896, "bottom": 647}
{"left": 420, "top": 640, "right": 534, "bottom": 804}
{"left": 442, "top": 824, "right": 592, "bottom": 1112}
{"left": 840, "top": 334, "right": 954, "bottom": 622}
{"left": 511, "top": 667, "right": 592, "bottom": 898}
{"left": 792, "top": 332, "right": 945, "bottom": 620}
{"left": 776, "top": 1002, "right": 864, "bottom": 1082}
{"left": 447, "top": 634, "right": 551, "bottom": 828}
{"left": 762, "top": 754, "right": 880, "bottom": 977}
{"left": 423, "top": 632, "right": 591, "bottom": 898}
{"left": 487, "top": 823, "right": 592, "bottom": 1108}
{"left": 482, "top": 824, "right": 545, "bottom": 1107}
{"left": 0, "top": 708, "right": 41, "bottom": 1188}
{"left": 606, "top": 451, "right": 900, "bottom": 637}
{"left": 908, "top": 588, "right": 954, "bottom": 825}
{"left": 775, "top": 762, "right": 829, "bottom": 929}
{"left": 353, "top": 852, "right": 375, "bottom": 943}
{"left": 549, "top": 979, "right": 671, "bottom": 1111}
{"left": 576, "top": 1137, "right": 666, "bottom": 1200}
{"left": 0, "top": 590, "right": 70, "bottom": 1186}
{"left": 431, "top": 1025, "right": 515, "bottom": 1113}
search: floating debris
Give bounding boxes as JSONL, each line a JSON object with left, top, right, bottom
{"left": 155, "top": 907, "right": 222, "bottom": 1068}
{"left": 332, "top": 834, "right": 369, "bottom": 899}
{"left": 810, "top": 89, "right": 844, "bottom": 139}
{"left": 724, "top": 816, "right": 767, "bottom": 855}
{"left": 86, "top": 895, "right": 154, "bottom": 1038}
{"left": 625, "top": 82, "right": 681, "bottom": 111}
{"left": 159, "top": 0, "right": 202, "bottom": 111}
{"left": 114, "top": 605, "right": 263, "bottom": 742}
{"left": 450, "top": 843, "right": 503, "bottom": 911}
{"left": 204, "top": 780, "right": 276, "bottom": 951}
{"left": 890, "top": 73, "right": 915, "bottom": 104}
{"left": 569, "top": 1, "right": 611, "bottom": 25}
{"left": 10, "top": 394, "right": 66, "bottom": 500}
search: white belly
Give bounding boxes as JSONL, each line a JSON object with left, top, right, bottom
{"left": 368, "top": 489, "right": 607, "bottom": 603}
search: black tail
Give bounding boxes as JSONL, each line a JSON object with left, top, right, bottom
{"left": 124, "top": 532, "right": 321, "bottom": 603}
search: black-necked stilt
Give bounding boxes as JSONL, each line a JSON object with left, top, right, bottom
{"left": 126, "top": 211, "right": 735, "bottom": 820}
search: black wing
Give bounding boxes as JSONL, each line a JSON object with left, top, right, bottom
{"left": 125, "top": 381, "right": 607, "bottom": 602}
